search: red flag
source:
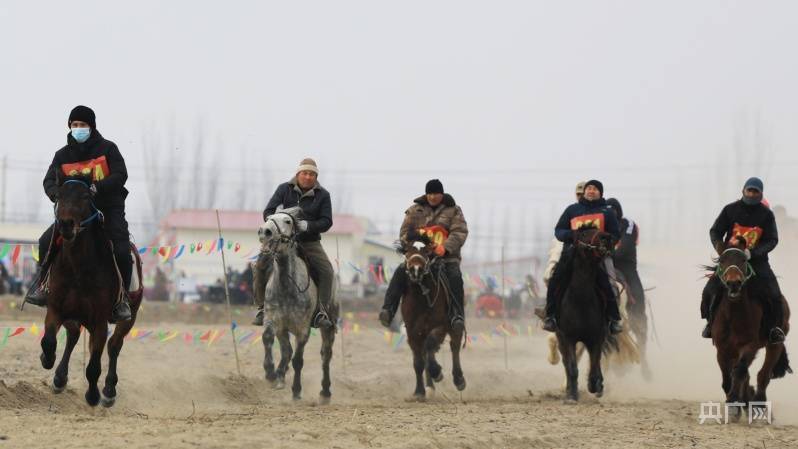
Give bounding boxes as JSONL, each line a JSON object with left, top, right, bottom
{"left": 11, "top": 245, "right": 21, "bottom": 264}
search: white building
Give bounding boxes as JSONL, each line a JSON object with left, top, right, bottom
{"left": 149, "top": 209, "right": 401, "bottom": 288}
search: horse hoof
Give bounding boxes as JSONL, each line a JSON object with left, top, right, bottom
{"left": 433, "top": 372, "right": 444, "bottom": 383}
{"left": 563, "top": 398, "right": 578, "bottom": 405}
{"left": 51, "top": 382, "right": 66, "bottom": 394}
{"left": 318, "top": 394, "right": 331, "bottom": 406}
{"left": 85, "top": 390, "right": 100, "bottom": 407}
{"left": 101, "top": 395, "right": 116, "bottom": 408}
{"left": 40, "top": 353, "right": 55, "bottom": 370}
{"left": 408, "top": 393, "right": 426, "bottom": 403}
{"left": 273, "top": 380, "right": 285, "bottom": 390}
{"left": 455, "top": 378, "right": 466, "bottom": 391}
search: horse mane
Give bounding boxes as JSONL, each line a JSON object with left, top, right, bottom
{"left": 61, "top": 174, "right": 94, "bottom": 187}
{"left": 395, "top": 230, "right": 432, "bottom": 254}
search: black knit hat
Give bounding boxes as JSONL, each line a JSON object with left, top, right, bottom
{"left": 68, "top": 105, "right": 96, "bottom": 129}
{"left": 425, "top": 179, "right": 444, "bottom": 194}
{"left": 584, "top": 179, "right": 604, "bottom": 197}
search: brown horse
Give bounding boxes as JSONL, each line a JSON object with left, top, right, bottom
{"left": 39, "top": 177, "right": 143, "bottom": 407}
{"left": 711, "top": 238, "right": 791, "bottom": 421}
{"left": 399, "top": 234, "right": 466, "bottom": 401}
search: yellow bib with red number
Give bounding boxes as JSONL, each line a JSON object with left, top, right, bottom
{"left": 61, "top": 156, "right": 110, "bottom": 182}
{"left": 729, "top": 223, "right": 763, "bottom": 249}
{"left": 570, "top": 213, "right": 605, "bottom": 232}
{"left": 418, "top": 225, "right": 449, "bottom": 247}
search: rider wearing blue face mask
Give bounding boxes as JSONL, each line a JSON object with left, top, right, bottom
{"left": 25, "top": 105, "right": 132, "bottom": 323}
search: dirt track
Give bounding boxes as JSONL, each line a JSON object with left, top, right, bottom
{"left": 1, "top": 311, "right": 797, "bottom": 449}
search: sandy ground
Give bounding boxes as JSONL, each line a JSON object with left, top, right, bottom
{"left": 1, "top": 245, "right": 797, "bottom": 448}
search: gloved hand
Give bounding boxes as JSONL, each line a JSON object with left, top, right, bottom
{"left": 434, "top": 245, "right": 446, "bottom": 257}
{"left": 714, "top": 241, "right": 725, "bottom": 256}
{"left": 297, "top": 220, "right": 309, "bottom": 232}
{"left": 89, "top": 184, "right": 98, "bottom": 197}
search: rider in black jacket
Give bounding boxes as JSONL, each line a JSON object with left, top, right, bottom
{"left": 542, "top": 180, "right": 623, "bottom": 335}
{"left": 700, "top": 177, "right": 785, "bottom": 344}
{"left": 25, "top": 105, "right": 132, "bottom": 322}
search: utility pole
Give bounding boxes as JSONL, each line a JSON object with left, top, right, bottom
{"left": 1, "top": 155, "right": 7, "bottom": 222}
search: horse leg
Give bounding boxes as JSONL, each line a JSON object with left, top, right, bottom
{"left": 319, "top": 326, "right": 335, "bottom": 404}
{"left": 558, "top": 336, "right": 579, "bottom": 403}
{"left": 84, "top": 323, "right": 108, "bottom": 407}
{"left": 450, "top": 329, "right": 466, "bottom": 391}
{"left": 291, "top": 333, "right": 309, "bottom": 400}
{"left": 262, "top": 324, "right": 277, "bottom": 383}
{"left": 274, "top": 331, "right": 293, "bottom": 390}
{"left": 753, "top": 343, "right": 784, "bottom": 415}
{"left": 410, "top": 337, "right": 426, "bottom": 401}
{"left": 716, "top": 348, "right": 734, "bottom": 399}
{"left": 728, "top": 346, "right": 757, "bottom": 422}
{"left": 52, "top": 322, "right": 80, "bottom": 393}
{"left": 101, "top": 319, "right": 133, "bottom": 407}
{"left": 40, "top": 308, "right": 63, "bottom": 370}
{"left": 425, "top": 328, "right": 446, "bottom": 386}
{"left": 587, "top": 341, "right": 604, "bottom": 397}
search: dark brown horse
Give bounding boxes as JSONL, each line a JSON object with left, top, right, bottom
{"left": 556, "top": 228, "right": 616, "bottom": 403}
{"left": 399, "top": 234, "right": 466, "bottom": 401}
{"left": 39, "top": 177, "right": 143, "bottom": 407}
{"left": 711, "top": 238, "right": 791, "bottom": 421}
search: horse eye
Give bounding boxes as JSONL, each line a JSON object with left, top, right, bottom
{"left": 284, "top": 219, "right": 291, "bottom": 224}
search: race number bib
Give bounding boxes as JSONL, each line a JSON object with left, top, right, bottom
{"left": 61, "top": 156, "right": 111, "bottom": 182}
{"left": 570, "top": 213, "right": 605, "bottom": 231}
{"left": 418, "top": 225, "right": 449, "bottom": 246}
{"left": 729, "top": 223, "right": 763, "bottom": 249}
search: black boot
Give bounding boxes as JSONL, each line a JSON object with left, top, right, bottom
{"left": 110, "top": 292, "right": 132, "bottom": 324}
{"left": 380, "top": 265, "right": 406, "bottom": 328}
{"left": 252, "top": 306, "right": 264, "bottom": 326}
{"left": 606, "top": 297, "right": 623, "bottom": 335}
{"left": 313, "top": 310, "right": 333, "bottom": 329}
{"left": 542, "top": 287, "right": 558, "bottom": 332}
{"left": 24, "top": 266, "right": 49, "bottom": 307}
{"left": 702, "top": 293, "right": 719, "bottom": 338}
{"left": 769, "top": 327, "right": 786, "bottom": 344}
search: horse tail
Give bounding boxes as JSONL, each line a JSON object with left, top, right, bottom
{"left": 772, "top": 346, "right": 793, "bottom": 379}
{"left": 602, "top": 333, "right": 619, "bottom": 356}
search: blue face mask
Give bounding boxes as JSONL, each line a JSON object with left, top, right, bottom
{"left": 71, "top": 127, "right": 91, "bottom": 143}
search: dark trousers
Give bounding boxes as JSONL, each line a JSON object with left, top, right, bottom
{"left": 39, "top": 205, "right": 132, "bottom": 290}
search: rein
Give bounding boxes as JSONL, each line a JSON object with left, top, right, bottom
{"left": 266, "top": 213, "right": 311, "bottom": 294}
{"left": 716, "top": 248, "right": 756, "bottom": 290}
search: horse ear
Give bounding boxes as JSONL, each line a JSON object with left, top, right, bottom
{"left": 732, "top": 236, "right": 748, "bottom": 250}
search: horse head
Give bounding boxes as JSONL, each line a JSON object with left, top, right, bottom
{"left": 55, "top": 175, "right": 100, "bottom": 242}
{"left": 259, "top": 207, "right": 303, "bottom": 254}
{"left": 397, "top": 232, "right": 434, "bottom": 283}
{"left": 573, "top": 226, "right": 613, "bottom": 260}
{"left": 717, "top": 236, "right": 753, "bottom": 300}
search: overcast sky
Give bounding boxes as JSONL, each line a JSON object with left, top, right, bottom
{"left": 2, "top": 1, "right": 797, "bottom": 261}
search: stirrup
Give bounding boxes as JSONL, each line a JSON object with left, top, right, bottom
{"left": 450, "top": 316, "right": 465, "bottom": 332}
{"left": 313, "top": 311, "right": 333, "bottom": 329}
{"left": 109, "top": 292, "right": 132, "bottom": 324}
{"left": 252, "top": 307, "right": 264, "bottom": 326}
{"left": 769, "top": 327, "right": 786, "bottom": 344}
{"left": 702, "top": 323, "right": 712, "bottom": 339}
{"left": 379, "top": 308, "right": 394, "bottom": 328}
{"left": 542, "top": 316, "right": 557, "bottom": 332}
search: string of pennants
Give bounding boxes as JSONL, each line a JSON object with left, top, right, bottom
{"left": 1, "top": 240, "right": 532, "bottom": 287}
{"left": 0, "top": 321, "right": 535, "bottom": 351}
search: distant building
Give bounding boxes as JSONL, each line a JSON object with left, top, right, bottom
{"left": 148, "top": 210, "right": 401, "bottom": 292}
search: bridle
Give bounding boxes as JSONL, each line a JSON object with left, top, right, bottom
{"left": 717, "top": 247, "right": 755, "bottom": 296}
{"left": 55, "top": 179, "right": 103, "bottom": 236}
